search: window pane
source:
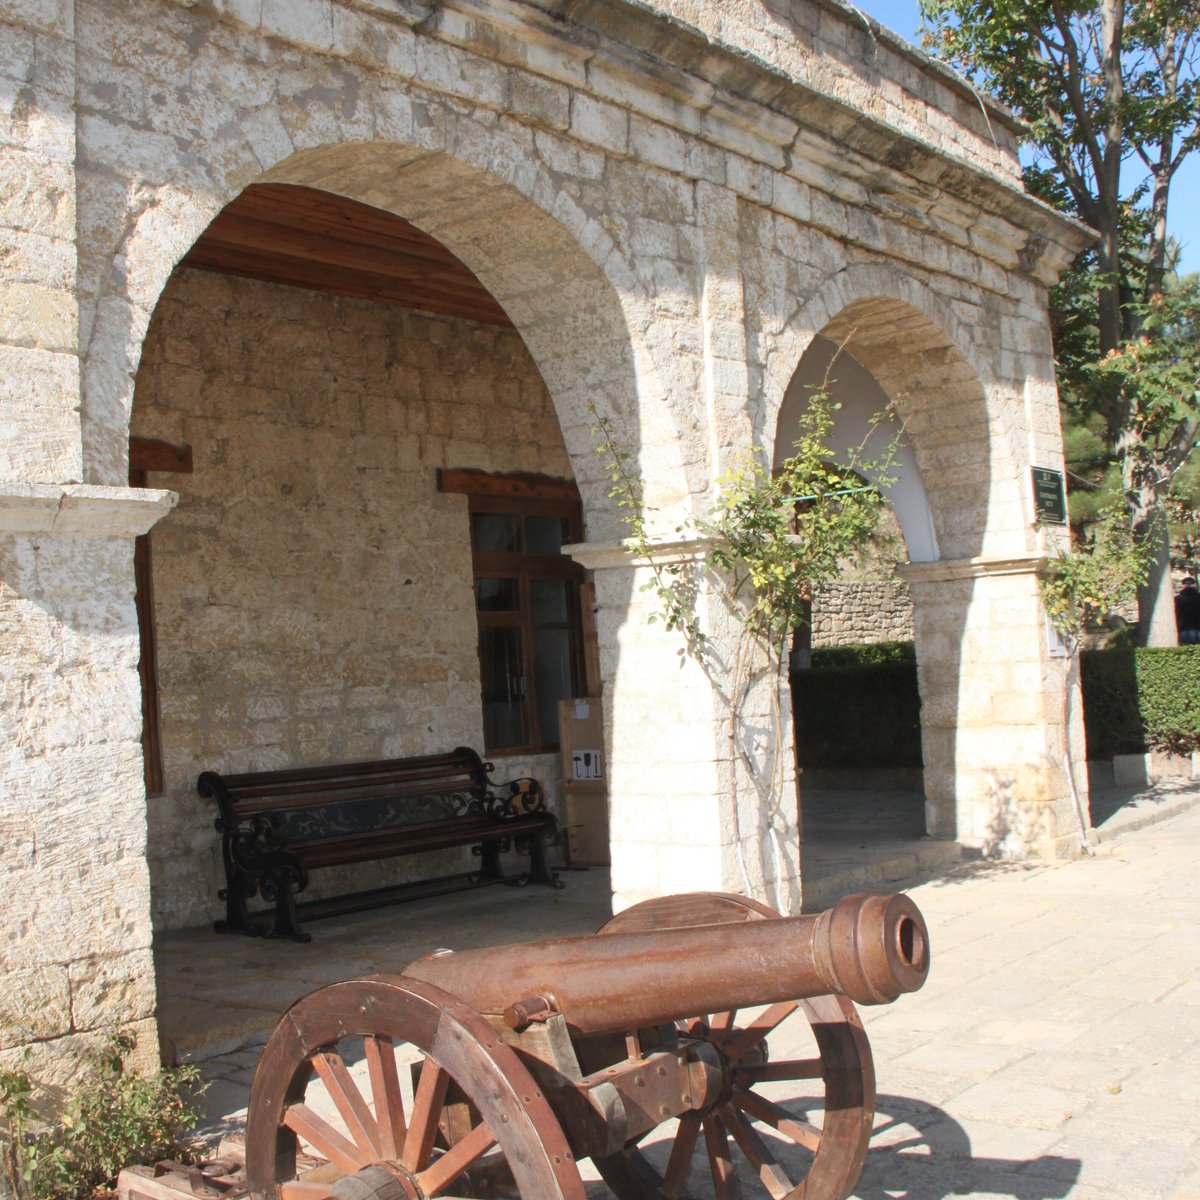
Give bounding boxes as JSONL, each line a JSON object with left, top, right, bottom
{"left": 534, "top": 627, "right": 573, "bottom": 746}
{"left": 479, "top": 627, "right": 528, "bottom": 748}
{"left": 472, "top": 512, "right": 521, "bottom": 554}
{"left": 530, "top": 578, "right": 569, "bottom": 623}
{"left": 476, "top": 577, "right": 520, "bottom": 612}
{"left": 525, "top": 514, "right": 566, "bottom": 554}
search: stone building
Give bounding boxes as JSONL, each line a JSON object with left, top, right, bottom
{"left": 2, "top": 0, "right": 1089, "bottom": 1077}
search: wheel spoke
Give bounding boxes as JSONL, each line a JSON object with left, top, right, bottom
{"left": 733, "top": 1086, "right": 822, "bottom": 1154}
{"left": 702, "top": 1113, "right": 742, "bottom": 1200}
{"left": 312, "top": 1050, "right": 382, "bottom": 1158}
{"left": 723, "top": 1002, "right": 799, "bottom": 1064}
{"left": 734, "top": 1058, "right": 823, "bottom": 1085}
{"left": 710, "top": 1008, "right": 737, "bottom": 1039}
{"left": 364, "top": 1035, "right": 407, "bottom": 1158}
{"left": 415, "top": 1120, "right": 498, "bottom": 1195}
{"left": 662, "top": 1114, "right": 702, "bottom": 1197}
{"left": 724, "top": 1103, "right": 795, "bottom": 1200}
{"left": 283, "top": 1103, "right": 370, "bottom": 1174}
{"left": 401, "top": 1058, "right": 451, "bottom": 1173}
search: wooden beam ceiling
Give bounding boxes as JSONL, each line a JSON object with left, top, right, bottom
{"left": 180, "top": 183, "right": 514, "bottom": 328}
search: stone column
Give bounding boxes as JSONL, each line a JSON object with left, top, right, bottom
{"left": 902, "top": 554, "right": 1085, "bottom": 858}
{"left": 0, "top": 486, "right": 175, "bottom": 1084}
{"left": 567, "top": 539, "right": 802, "bottom": 915}
{"left": 1, "top": 2, "right": 83, "bottom": 485}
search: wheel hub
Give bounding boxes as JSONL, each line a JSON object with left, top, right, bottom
{"left": 329, "top": 1164, "right": 422, "bottom": 1200}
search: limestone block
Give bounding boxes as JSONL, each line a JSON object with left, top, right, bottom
{"left": 510, "top": 73, "right": 570, "bottom": 131}
{"left": 68, "top": 948, "right": 158, "bottom": 1032}
{"left": 726, "top": 154, "right": 775, "bottom": 205}
{"left": 260, "top": 0, "right": 335, "bottom": 48}
{"left": 0, "top": 965, "right": 71, "bottom": 1049}
{"left": 413, "top": 35, "right": 509, "bottom": 110}
{"left": 0, "top": 148, "right": 74, "bottom": 241}
{"left": 0, "top": 0, "right": 72, "bottom": 40}
{"left": 0, "top": 281, "right": 76, "bottom": 352}
{"left": 0, "top": 1018, "right": 160, "bottom": 1104}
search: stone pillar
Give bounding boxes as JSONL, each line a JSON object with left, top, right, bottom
{"left": 0, "top": 486, "right": 175, "bottom": 1085}
{"left": 902, "top": 554, "right": 1085, "bottom": 858}
{"left": 567, "top": 539, "right": 802, "bottom": 915}
{"left": 1, "top": 2, "right": 83, "bottom": 485}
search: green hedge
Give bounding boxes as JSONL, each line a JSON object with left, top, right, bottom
{"left": 810, "top": 640, "right": 917, "bottom": 669}
{"left": 1081, "top": 646, "right": 1200, "bottom": 758}
{"left": 793, "top": 659, "right": 923, "bottom": 768}
{"left": 793, "top": 642, "right": 1200, "bottom": 769}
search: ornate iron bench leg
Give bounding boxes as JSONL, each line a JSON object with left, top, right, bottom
{"left": 479, "top": 839, "right": 505, "bottom": 882}
{"left": 524, "top": 826, "right": 565, "bottom": 889}
{"left": 214, "top": 877, "right": 256, "bottom": 936}
{"left": 263, "top": 867, "right": 311, "bottom": 943}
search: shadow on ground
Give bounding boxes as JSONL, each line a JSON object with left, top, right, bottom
{"left": 851, "top": 1094, "right": 1079, "bottom": 1199}
{"left": 571, "top": 1093, "right": 1080, "bottom": 1199}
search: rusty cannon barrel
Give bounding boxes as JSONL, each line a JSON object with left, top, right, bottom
{"left": 403, "top": 890, "right": 929, "bottom": 1038}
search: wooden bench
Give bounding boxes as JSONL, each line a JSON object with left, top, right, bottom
{"left": 199, "top": 747, "right": 563, "bottom": 942}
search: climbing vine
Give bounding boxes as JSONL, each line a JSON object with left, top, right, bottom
{"left": 1039, "top": 503, "right": 1153, "bottom": 650}
{"left": 591, "top": 344, "right": 905, "bottom": 891}
{"left": 591, "top": 353, "right": 903, "bottom": 678}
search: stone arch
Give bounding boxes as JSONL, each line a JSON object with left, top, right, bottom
{"left": 113, "top": 130, "right": 688, "bottom": 931}
{"left": 775, "top": 334, "right": 937, "bottom": 564}
{"left": 82, "top": 131, "right": 688, "bottom": 536}
{"left": 772, "top": 266, "right": 1047, "bottom": 849}
{"left": 764, "top": 263, "right": 1031, "bottom": 564}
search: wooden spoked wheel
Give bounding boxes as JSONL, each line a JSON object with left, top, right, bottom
{"left": 591, "top": 893, "right": 876, "bottom": 1200}
{"left": 244, "top": 974, "right": 586, "bottom": 1200}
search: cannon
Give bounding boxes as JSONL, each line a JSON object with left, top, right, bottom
{"left": 243, "top": 890, "right": 929, "bottom": 1200}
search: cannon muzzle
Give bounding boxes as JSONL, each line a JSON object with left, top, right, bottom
{"left": 403, "top": 891, "right": 929, "bottom": 1037}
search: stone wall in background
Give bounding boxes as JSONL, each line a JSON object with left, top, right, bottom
{"left": 132, "top": 269, "right": 572, "bottom": 930}
{"left": 812, "top": 580, "right": 915, "bottom": 646}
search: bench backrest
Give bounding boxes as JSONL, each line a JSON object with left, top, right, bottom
{"left": 199, "top": 747, "right": 497, "bottom": 842}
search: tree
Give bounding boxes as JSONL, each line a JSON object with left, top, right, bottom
{"left": 921, "top": 0, "right": 1200, "bottom": 643}
{"left": 1039, "top": 503, "right": 1149, "bottom": 846}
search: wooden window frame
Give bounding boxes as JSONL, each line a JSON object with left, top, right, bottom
{"left": 129, "top": 437, "right": 193, "bottom": 795}
{"left": 439, "top": 470, "right": 586, "bottom": 756}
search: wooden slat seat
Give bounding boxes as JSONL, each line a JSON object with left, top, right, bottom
{"left": 199, "top": 746, "right": 563, "bottom": 942}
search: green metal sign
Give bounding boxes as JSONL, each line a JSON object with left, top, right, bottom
{"left": 1032, "top": 467, "right": 1067, "bottom": 525}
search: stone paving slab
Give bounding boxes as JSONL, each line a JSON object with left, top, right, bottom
{"left": 172, "top": 787, "right": 1200, "bottom": 1198}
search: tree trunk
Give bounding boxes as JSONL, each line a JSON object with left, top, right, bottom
{"left": 1135, "top": 510, "right": 1178, "bottom": 647}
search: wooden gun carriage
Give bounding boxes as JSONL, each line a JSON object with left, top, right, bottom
{"left": 237, "top": 889, "right": 930, "bottom": 1200}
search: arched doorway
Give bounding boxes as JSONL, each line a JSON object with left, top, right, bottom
{"left": 117, "top": 139, "right": 698, "bottom": 947}
{"left": 771, "top": 279, "right": 1057, "bottom": 888}
{"left": 776, "top": 331, "right": 941, "bottom": 896}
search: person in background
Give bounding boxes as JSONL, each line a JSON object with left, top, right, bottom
{"left": 1174, "top": 576, "right": 1200, "bottom": 644}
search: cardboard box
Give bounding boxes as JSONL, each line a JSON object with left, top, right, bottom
{"left": 558, "top": 697, "right": 609, "bottom": 865}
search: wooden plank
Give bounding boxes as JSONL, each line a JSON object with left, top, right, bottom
{"left": 208, "top": 199, "right": 472, "bottom": 267}
{"left": 130, "top": 437, "right": 193, "bottom": 474}
{"left": 437, "top": 468, "right": 581, "bottom": 501}
{"left": 193, "top": 212, "right": 476, "bottom": 284}
{"left": 183, "top": 247, "right": 511, "bottom": 326}
{"left": 179, "top": 183, "right": 513, "bottom": 328}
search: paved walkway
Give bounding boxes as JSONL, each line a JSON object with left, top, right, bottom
{"left": 177, "top": 784, "right": 1200, "bottom": 1199}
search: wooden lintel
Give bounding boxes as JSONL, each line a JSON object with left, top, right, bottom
{"left": 437, "top": 468, "right": 580, "bottom": 502}
{"left": 130, "top": 437, "right": 194, "bottom": 475}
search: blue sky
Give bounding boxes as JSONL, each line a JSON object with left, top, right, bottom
{"left": 851, "top": 0, "right": 1200, "bottom": 277}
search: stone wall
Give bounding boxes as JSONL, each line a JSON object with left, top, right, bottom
{"left": 1, "top": 0, "right": 1092, "bottom": 1081}
{"left": 132, "top": 268, "right": 572, "bottom": 930}
{"left": 0, "top": 532, "right": 160, "bottom": 1085}
{"left": 812, "top": 580, "right": 915, "bottom": 647}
